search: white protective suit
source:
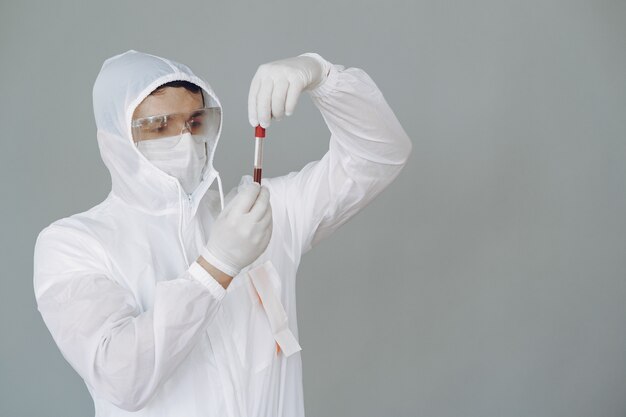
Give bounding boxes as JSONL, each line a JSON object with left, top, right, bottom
{"left": 33, "top": 50, "right": 412, "bottom": 417}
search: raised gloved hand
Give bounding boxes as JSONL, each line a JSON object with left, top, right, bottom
{"left": 201, "top": 183, "right": 273, "bottom": 277}
{"left": 248, "top": 53, "right": 331, "bottom": 128}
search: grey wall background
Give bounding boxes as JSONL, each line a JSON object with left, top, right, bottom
{"left": 1, "top": 1, "right": 625, "bottom": 416}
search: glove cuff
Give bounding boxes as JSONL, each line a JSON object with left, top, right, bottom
{"left": 299, "top": 52, "right": 332, "bottom": 91}
{"left": 201, "top": 246, "right": 241, "bottom": 277}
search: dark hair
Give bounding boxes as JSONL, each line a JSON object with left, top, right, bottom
{"left": 150, "top": 80, "right": 205, "bottom": 106}
{"left": 152, "top": 80, "right": 201, "bottom": 94}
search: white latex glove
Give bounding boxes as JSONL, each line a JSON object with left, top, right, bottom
{"left": 201, "top": 183, "right": 273, "bottom": 277}
{"left": 248, "top": 53, "right": 331, "bottom": 128}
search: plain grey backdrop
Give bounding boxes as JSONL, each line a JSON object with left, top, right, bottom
{"left": 1, "top": 1, "right": 625, "bottom": 416}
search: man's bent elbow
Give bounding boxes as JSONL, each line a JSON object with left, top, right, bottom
{"left": 401, "top": 135, "right": 413, "bottom": 165}
{"left": 91, "top": 355, "right": 159, "bottom": 411}
{"left": 394, "top": 131, "right": 413, "bottom": 166}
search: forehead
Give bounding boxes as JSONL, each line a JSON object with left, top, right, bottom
{"left": 132, "top": 87, "right": 203, "bottom": 119}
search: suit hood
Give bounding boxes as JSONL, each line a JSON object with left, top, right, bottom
{"left": 93, "top": 49, "right": 224, "bottom": 214}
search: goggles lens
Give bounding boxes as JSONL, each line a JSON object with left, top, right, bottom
{"left": 131, "top": 107, "right": 221, "bottom": 145}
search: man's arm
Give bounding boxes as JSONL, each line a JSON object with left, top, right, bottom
{"left": 265, "top": 54, "right": 413, "bottom": 255}
{"left": 33, "top": 225, "right": 225, "bottom": 412}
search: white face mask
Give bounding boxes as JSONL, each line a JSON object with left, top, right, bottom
{"left": 136, "top": 132, "right": 208, "bottom": 194}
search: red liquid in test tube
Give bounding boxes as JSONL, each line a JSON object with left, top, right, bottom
{"left": 253, "top": 125, "right": 265, "bottom": 184}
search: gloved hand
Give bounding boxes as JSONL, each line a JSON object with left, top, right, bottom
{"left": 248, "top": 53, "right": 331, "bottom": 128}
{"left": 201, "top": 183, "right": 273, "bottom": 277}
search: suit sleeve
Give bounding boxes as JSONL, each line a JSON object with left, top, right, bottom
{"left": 268, "top": 55, "right": 413, "bottom": 256}
{"left": 33, "top": 224, "right": 225, "bottom": 412}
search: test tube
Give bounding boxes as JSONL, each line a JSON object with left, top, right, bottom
{"left": 253, "top": 125, "right": 265, "bottom": 183}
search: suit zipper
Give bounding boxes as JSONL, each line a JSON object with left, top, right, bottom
{"left": 177, "top": 183, "right": 192, "bottom": 267}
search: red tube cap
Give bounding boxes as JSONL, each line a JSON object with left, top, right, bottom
{"left": 255, "top": 125, "right": 266, "bottom": 138}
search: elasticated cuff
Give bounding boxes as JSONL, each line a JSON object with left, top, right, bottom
{"left": 188, "top": 262, "right": 226, "bottom": 301}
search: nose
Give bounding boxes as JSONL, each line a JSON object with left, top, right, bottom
{"left": 180, "top": 120, "right": 193, "bottom": 134}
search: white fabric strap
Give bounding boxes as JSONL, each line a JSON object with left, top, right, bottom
{"left": 247, "top": 261, "right": 302, "bottom": 357}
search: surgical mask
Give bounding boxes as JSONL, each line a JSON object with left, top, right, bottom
{"left": 136, "top": 132, "right": 208, "bottom": 194}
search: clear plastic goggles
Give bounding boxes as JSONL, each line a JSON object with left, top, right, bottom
{"left": 131, "top": 107, "right": 221, "bottom": 146}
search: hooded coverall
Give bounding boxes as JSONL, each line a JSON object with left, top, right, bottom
{"left": 33, "top": 50, "right": 412, "bottom": 417}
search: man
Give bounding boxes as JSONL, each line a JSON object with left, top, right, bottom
{"left": 33, "top": 50, "right": 412, "bottom": 417}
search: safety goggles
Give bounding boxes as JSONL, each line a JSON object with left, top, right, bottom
{"left": 131, "top": 107, "right": 221, "bottom": 146}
